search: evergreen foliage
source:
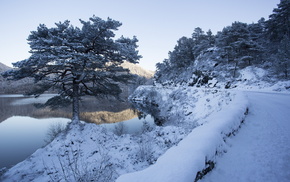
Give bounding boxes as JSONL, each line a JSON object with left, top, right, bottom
{"left": 155, "top": 0, "right": 290, "bottom": 86}
{"left": 266, "top": 0, "right": 290, "bottom": 43}
{"left": 2, "top": 16, "right": 141, "bottom": 123}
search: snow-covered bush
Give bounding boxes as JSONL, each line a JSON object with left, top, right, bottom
{"left": 113, "top": 122, "right": 127, "bottom": 136}
{"left": 140, "top": 120, "right": 154, "bottom": 134}
{"left": 136, "top": 134, "right": 154, "bottom": 164}
{"left": 44, "top": 122, "right": 67, "bottom": 144}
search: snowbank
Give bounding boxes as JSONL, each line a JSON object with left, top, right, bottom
{"left": 117, "top": 90, "right": 249, "bottom": 182}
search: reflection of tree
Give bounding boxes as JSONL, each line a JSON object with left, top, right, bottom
{"left": 80, "top": 109, "right": 137, "bottom": 124}
{"left": 0, "top": 97, "right": 38, "bottom": 123}
{"left": 31, "top": 108, "right": 138, "bottom": 124}
{"left": 0, "top": 96, "right": 135, "bottom": 124}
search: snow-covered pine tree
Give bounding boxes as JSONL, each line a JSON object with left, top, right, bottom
{"left": 266, "top": 0, "right": 290, "bottom": 77}
{"left": 266, "top": 0, "right": 290, "bottom": 43}
{"left": 277, "top": 35, "right": 290, "bottom": 78}
{"left": 2, "top": 16, "right": 141, "bottom": 123}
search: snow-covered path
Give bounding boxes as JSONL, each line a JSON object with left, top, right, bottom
{"left": 201, "top": 91, "right": 290, "bottom": 182}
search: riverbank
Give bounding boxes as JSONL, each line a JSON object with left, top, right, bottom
{"left": 1, "top": 86, "right": 243, "bottom": 181}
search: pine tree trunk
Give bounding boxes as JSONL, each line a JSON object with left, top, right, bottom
{"left": 72, "top": 81, "right": 80, "bottom": 124}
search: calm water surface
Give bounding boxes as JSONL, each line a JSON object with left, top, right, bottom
{"left": 0, "top": 116, "right": 69, "bottom": 169}
{"left": 0, "top": 95, "right": 153, "bottom": 169}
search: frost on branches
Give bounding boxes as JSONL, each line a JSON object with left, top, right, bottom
{"left": 3, "top": 16, "right": 141, "bottom": 123}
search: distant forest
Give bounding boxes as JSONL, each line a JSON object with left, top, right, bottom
{"left": 155, "top": 0, "right": 290, "bottom": 86}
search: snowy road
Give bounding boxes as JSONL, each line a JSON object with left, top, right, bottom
{"left": 201, "top": 91, "right": 290, "bottom": 182}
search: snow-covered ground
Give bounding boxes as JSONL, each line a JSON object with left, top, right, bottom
{"left": 0, "top": 87, "right": 244, "bottom": 182}
{"left": 1, "top": 85, "right": 289, "bottom": 182}
{"left": 229, "top": 66, "right": 290, "bottom": 93}
{"left": 117, "top": 90, "right": 248, "bottom": 182}
{"left": 200, "top": 91, "right": 290, "bottom": 182}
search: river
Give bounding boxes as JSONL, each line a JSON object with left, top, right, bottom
{"left": 0, "top": 94, "right": 153, "bottom": 169}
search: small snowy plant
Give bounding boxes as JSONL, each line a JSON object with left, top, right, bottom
{"left": 44, "top": 122, "right": 67, "bottom": 144}
{"left": 137, "top": 134, "right": 154, "bottom": 164}
{"left": 43, "top": 144, "right": 116, "bottom": 182}
{"left": 113, "top": 122, "right": 127, "bottom": 136}
{"left": 141, "top": 120, "right": 153, "bottom": 133}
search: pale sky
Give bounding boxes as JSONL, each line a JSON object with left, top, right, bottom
{"left": 0, "top": 0, "right": 280, "bottom": 71}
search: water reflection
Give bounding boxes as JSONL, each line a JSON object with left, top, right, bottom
{"left": 0, "top": 116, "right": 69, "bottom": 169}
{"left": 0, "top": 94, "right": 135, "bottom": 124}
{"left": 103, "top": 114, "right": 154, "bottom": 134}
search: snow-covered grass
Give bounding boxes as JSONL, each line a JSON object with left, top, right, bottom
{"left": 0, "top": 86, "right": 248, "bottom": 182}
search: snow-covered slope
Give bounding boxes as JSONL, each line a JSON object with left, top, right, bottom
{"left": 228, "top": 66, "right": 290, "bottom": 92}
{"left": 129, "top": 86, "right": 239, "bottom": 127}
{"left": 117, "top": 89, "right": 248, "bottom": 182}
{"left": 155, "top": 46, "right": 290, "bottom": 94}
{"left": 0, "top": 86, "right": 246, "bottom": 182}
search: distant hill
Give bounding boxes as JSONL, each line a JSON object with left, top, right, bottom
{"left": 0, "top": 63, "right": 11, "bottom": 82}
{"left": 122, "top": 61, "right": 154, "bottom": 79}
{"left": 0, "top": 62, "right": 35, "bottom": 94}
{"left": 0, "top": 62, "right": 11, "bottom": 72}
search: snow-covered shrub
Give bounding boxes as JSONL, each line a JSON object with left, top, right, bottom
{"left": 136, "top": 135, "right": 154, "bottom": 164}
{"left": 140, "top": 120, "right": 154, "bottom": 134}
{"left": 44, "top": 122, "right": 67, "bottom": 144}
{"left": 113, "top": 122, "right": 127, "bottom": 136}
{"left": 43, "top": 145, "right": 116, "bottom": 182}
{"left": 0, "top": 168, "right": 7, "bottom": 179}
